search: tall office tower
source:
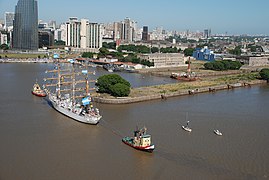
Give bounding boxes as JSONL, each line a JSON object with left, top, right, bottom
{"left": 113, "top": 18, "right": 137, "bottom": 43}
{"left": 4, "top": 12, "right": 15, "bottom": 30}
{"left": 66, "top": 17, "right": 81, "bottom": 47}
{"left": 13, "top": 0, "right": 38, "bottom": 50}
{"left": 113, "top": 22, "right": 122, "bottom": 41}
{"left": 121, "top": 18, "right": 134, "bottom": 43}
{"left": 204, "top": 28, "right": 211, "bottom": 39}
{"left": 142, "top": 26, "right": 149, "bottom": 41}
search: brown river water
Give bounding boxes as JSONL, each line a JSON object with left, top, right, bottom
{"left": 0, "top": 63, "right": 268, "bottom": 180}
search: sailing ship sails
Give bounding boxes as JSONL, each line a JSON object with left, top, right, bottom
{"left": 43, "top": 60, "right": 101, "bottom": 124}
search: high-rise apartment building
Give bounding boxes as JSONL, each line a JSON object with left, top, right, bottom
{"left": 4, "top": 12, "right": 15, "bottom": 30}
{"left": 66, "top": 18, "right": 102, "bottom": 51}
{"left": 66, "top": 17, "right": 81, "bottom": 48}
{"left": 88, "top": 23, "right": 102, "bottom": 49}
{"left": 13, "top": 0, "right": 38, "bottom": 50}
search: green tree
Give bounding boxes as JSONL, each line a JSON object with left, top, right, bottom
{"left": 204, "top": 62, "right": 214, "bottom": 70}
{"left": 229, "top": 46, "right": 242, "bottom": 55}
{"left": 110, "top": 83, "right": 130, "bottom": 97}
{"left": 54, "top": 40, "right": 65, "bottom": 46}
{"left": 82, "top": 52, "right": 95, "bottom": 58}
{"left": 102, "top": 42, "right": 116, "bottom": 49}
{"left": 160, "top": 47, "right": 178, "bottom": 53}
{"left": 0, "top": 44, "right": 9, "bottom": 50}
{"left": 96, "top": 74, "right": 131, "bottom": 97}
{"left": 183, "top": 48, "right": 195, "bottom": 56}
{"left": 151, "top": 47, "right": 159, "bottom": 53}
{"left": 259, "top": 68, "right": 269, "bottom": 80}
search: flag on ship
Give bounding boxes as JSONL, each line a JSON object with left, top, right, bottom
{"left": 82, "top": 70, "right": 88, "bottom": 75}
{"left": 53, "top": 53, "right": 59, "bottom": 59}
{"left": 68, "top": 59, "right": 75, "bottom": 64}
{"left": 82, "top": 96, "right": 91, "bottom": 105}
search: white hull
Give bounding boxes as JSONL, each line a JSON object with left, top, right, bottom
{"left": 182, "top": 126, "right": 192, "bottom": 132}
{"left": 48, "top": 95, "right": 101, "bottom": 125}
{"left": 214, "top": 130, "right": 222, "bottom": 136}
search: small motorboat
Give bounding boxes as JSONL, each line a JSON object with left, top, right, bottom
{"left": 31, "top": 82, "right": 46, "bottom": 97}
{"left": 122, "top": 126, "right": 155, "bottom": 152}
{"left": 214, "top": 129, "right": 222, "bottom": 136}
{"left": 182, "top": 120, "right": 192, "bottom": 132}
{"left": 182, "top": 125, "right": 192, "bottom": 132}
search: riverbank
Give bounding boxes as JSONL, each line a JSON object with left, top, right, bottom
{"left": 93, "top": 75, "right": 267, "bottom": 104}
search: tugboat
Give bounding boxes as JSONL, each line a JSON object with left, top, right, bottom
{"left": 31, "top": 81, "right": 46, "bottom": 97}
{"left": 170, "top": 57, "right": 198, "bottom": 81}
{"left": 122, "top": 126, "right": 155, "bottom": 152}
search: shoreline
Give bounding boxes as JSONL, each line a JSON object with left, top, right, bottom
{"left": 93, "top": 80, "right": 267, "bottom": 104}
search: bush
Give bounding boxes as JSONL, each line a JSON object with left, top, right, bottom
{"left": 96, "top": 74, "right": 131, "bottom": 97}
{"left": 259, "top": 68, "right": 269, "bottom": 80}
{"left": 204, "top": 60, "right": 242, "bottom": 71}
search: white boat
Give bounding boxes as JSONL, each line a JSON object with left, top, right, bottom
{"left": 44, "top": 60, "right": 102, "bottom": 125}
{"left": 214, "top": 129, "right": 222, "bottom": 136}
{"left": 182, "top": 119, "right": 192, "bottom": 132}
{"left": 182, "top": 125, "right": 192, "bottom": 132}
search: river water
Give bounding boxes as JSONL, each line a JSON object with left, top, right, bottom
{"left": 0, "top": 63, "right": 268, "bottom": 180}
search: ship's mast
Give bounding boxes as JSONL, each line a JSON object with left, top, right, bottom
{"left": 187, "top": 56, "right": 191, "bottom": 73}
{"left": 72, "top": 63, "right": 76, "bottom": 103}
{"left": 57, "top": 63, "right": 61, "bottom": 98}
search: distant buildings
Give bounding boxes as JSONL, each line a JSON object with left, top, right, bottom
{"left": 113, "top": 18, "right": 137, "bottom": 43}
{"left": 138, "top": 53, "right": 185, "bottom": 68}
{"left": 193, "top": 46, "right": 215, "bottom": 61}
{"left": 13, "top": 0, "right": 38, "bottom": 51}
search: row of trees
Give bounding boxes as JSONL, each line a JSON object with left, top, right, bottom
{"left": 204, "top": 60, "right": 242, "bottom": 71}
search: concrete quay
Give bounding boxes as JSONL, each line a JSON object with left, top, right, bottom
{"left": 93, "top": 80, "right": 267, "bottom": 104}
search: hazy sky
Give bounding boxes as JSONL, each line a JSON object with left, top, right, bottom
{"left": 1, "top": 0, "right": 269, "bottom": 35}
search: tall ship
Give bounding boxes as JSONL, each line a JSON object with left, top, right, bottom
{"left": 43, "top": 60, "right": 102, "bottom": 124}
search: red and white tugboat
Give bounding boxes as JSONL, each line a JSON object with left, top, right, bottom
{"left": 31, "top": 82, "right": 46, "bottom": 97}
{"left": 170, "top": 57, "right": 198, "bottom": 81}
{"left": 122, "top": 126, "right": 155, "bottom": 152}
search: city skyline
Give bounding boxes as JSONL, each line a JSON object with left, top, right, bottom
{"left": 1, "top": 0, "right": 269, "bottom": 35}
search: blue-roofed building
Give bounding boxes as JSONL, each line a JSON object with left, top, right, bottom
{"left": 193, "top": 46, "right": 215, "bottom": 61}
